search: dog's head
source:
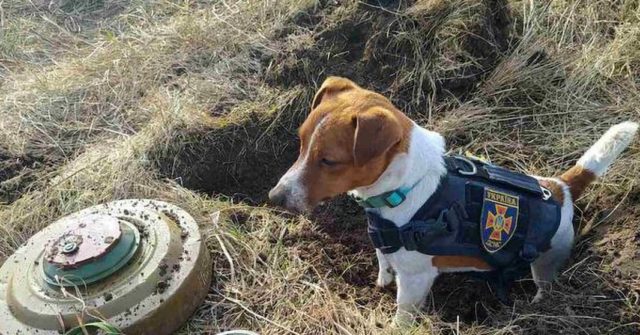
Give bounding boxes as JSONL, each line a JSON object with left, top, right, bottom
{"left": 268, "top": 77, "right": 413, "bottom": 213}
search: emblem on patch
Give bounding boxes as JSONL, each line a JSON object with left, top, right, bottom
{"left": 480, "top": 188, "right": 519, "bottom": 253}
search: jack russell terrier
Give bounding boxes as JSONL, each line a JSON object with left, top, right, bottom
{"left": 268, "top": 76, "right": 638, "bottom": 326}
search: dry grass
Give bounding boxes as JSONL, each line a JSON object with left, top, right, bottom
{"left": 1, "top": 0, "right": 639, "bottom": 334}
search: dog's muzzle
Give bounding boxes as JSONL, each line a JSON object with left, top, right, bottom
{"left": 268, "top": 185, "right": 288, "bottom": 208}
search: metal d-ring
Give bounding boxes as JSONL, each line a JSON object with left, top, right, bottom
{"left": 454, "top": 156, "right": 477, "bottom": 175}
{"left": 541, "top": 187, "right": 552, "bottom": 200}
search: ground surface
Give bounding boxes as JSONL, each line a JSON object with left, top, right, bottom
{"left": 1, "top": 0, "right": 639, "bottom": 334}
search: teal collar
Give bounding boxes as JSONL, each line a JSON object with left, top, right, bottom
{"left": 353, "top": 179, "right": 422, "bottom": 209}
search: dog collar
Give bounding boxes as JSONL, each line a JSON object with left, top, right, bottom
{"left": 353, "top": 179, "right": 423, "bottom": 209}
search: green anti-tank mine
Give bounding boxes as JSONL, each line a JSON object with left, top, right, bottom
{"left": 0, "top": 200, "right": 211, "bottom": 335}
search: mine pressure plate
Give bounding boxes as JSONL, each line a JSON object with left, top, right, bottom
{"left": 0, "top": 199, "right": 212, "bottom": 335}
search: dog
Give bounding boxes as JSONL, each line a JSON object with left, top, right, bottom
{"left": 268, "top": 76, "right": 638, "bottom": 326}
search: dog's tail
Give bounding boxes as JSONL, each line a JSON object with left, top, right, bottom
{"left": 560, "top": 121, "right": 638, "bottom": 200}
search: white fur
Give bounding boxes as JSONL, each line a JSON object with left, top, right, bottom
{"left": 273, "top": 118, "right": 327, "bottom": 212}
{"left": 350, "top": 121, "right": 636, "bottom": 326}
{"left": 577, "top": 121, "right": 638, "bottom": 176}
{"left": 530, "top": 177, "right": 574, "bottom": 303}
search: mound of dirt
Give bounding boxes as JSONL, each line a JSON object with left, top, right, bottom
{"left": 267, "top": 0, "right": 511, "bottom": 115}
{"left": 0, "top": 149, "right": 49, "bottom": 204}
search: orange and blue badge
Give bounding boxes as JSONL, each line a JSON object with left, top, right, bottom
{"left": 481, "top": 189, "right": 519, "bottom": 253}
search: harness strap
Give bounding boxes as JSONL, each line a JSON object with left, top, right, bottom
{"left": 368, "top": 209, "right": 450, "bottom": 252}
{"left": 357, "top": 155, "right": 484, "bottom": 209}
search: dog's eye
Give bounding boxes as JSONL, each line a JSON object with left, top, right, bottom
{"left": 320, "top": 158, "right": 338, "bottom": 167}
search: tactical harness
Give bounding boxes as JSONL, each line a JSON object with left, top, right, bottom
{"left": 360, "top": 156, "right": 562, "bottom": 303}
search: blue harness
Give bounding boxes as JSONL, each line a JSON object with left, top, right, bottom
{"left": 361, "top": 156, "right": 562, "bottom": 303}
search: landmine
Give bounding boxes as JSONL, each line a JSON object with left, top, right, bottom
{"left": 0, "top": 200, "right": 211, "bottom": 334}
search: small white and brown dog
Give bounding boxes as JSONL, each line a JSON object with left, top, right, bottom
{"left": 268, "top": 76, "right": 638, "bottom": 326}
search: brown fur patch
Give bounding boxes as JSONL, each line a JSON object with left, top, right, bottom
{"left": 538, "top": 179, "right": 565, "bottom": 203}
{"left": 560, "top": 165, "right": 597, "bottom": 200}
{"left": 294, "top": 77, "right": 414, "bottom": 208}
{"left": 432, "top": 256, "right": 493, "bottom": 270}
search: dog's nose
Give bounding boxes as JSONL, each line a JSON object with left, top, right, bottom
{"left": 268, "top": 186, "right": 287, "bottom": 207}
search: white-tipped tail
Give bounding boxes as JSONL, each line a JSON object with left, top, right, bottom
{"left": 577, "top": 121, "right": 638, "bottom": 176}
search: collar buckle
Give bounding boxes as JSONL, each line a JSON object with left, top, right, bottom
{"left": 354, "top": 179, "right": 421, "bottom": 209}
{"left": 382, "top": 191, "right": 406, "bottom": 208}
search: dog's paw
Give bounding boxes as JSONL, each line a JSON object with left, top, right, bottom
{"left": 391, "top": 310, "right": 416, "bottom": 329}
{"left": 531, "top": 289, "right": 544, "bottom": 304}
{"left": 376, "top": 268, "right": 394, "bottom": 287}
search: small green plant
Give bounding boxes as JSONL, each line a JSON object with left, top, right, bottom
{"left": 64, "top": 321, "right": 121, "bottom": 335}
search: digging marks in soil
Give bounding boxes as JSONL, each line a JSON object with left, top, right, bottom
{"left": 0, "top": 148, "right": 53, "bottom": 204}
{"left": 267, "top": 0, "right": 512, "bottom": 114}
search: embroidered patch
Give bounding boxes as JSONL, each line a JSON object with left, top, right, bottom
{"left": 480, "top": 188, "right": 519, "bottom": 253}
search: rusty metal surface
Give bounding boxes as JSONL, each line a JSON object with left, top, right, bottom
{"left": 42, "top": 218, "right": 141, "bottom": 287}
{"left": 44, "top": 214, "right": 122, "bottom": 269}
{"left": 0, "top": 200, "right": 212, "bottom": 335}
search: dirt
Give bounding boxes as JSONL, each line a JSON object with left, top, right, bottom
{"left": 0, "top": 148, "right": 51, "bottom": 204}
{"left": 152, "top": 110, "right": 303, "bottom": 203}
{"left": 28, "top": 0, "right": 129, "bottom": 29}
{"left": 279, "top": 195, "right": 395, "bottom": 311}
{"left": 266, "top": 0, "right": 512, "bottom": 114}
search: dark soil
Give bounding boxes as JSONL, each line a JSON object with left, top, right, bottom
{"left": 266, "top": 0, "right": 512, "bottom": 115}
{"left": 152, "top": 107, "right": 304, "bottom": 204}
{"left": 0, "top": 148, "right": 50, "bottom": 204}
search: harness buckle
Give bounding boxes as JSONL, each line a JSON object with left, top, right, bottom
{"left": 540, "top": 186, "right": 552, "bottom": 201}
{"left": 453, "top": 156, "right": 477, "bottom": 175}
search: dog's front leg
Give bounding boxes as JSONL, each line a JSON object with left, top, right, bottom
{"left": 376, "top": 249, "right": 394, "bottom": 287}
{"left": 392, "top": 271, "right": 437, "bottom": 328}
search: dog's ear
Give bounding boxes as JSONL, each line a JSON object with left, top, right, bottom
{"left": 311, "top": 76, "right": 358, "bottom": 110}
{"left": 352, "top": 108, "right": 403, "bottom": 167}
